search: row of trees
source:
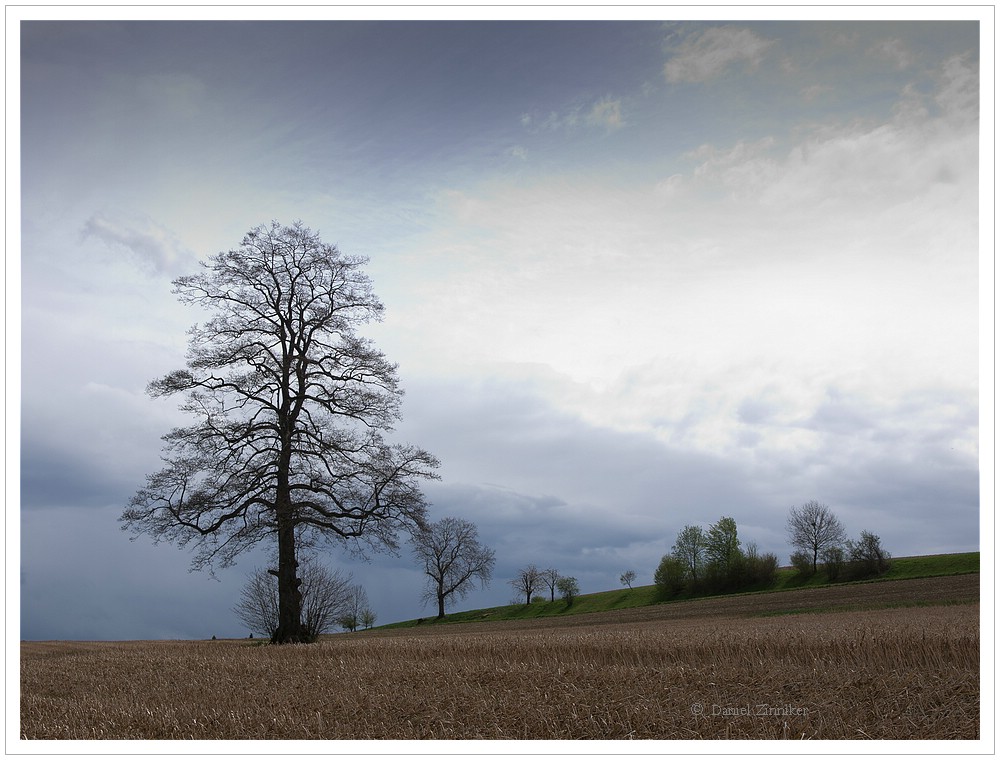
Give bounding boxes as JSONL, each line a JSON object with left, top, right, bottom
{"left": 235, "top": 515, "right": 496, "bottom": 639}
{"left": 654, "top": 502, "right": 892, "bottom": 600}
{"left": 508, "top": 565, "right": 579, "bottom": 606}
{"left": 787, "top": 501, "right": 891, "bottom": 581}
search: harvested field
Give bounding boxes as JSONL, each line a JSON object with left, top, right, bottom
{"left": 21, "top": 575, "right": 980, "bottom": 741}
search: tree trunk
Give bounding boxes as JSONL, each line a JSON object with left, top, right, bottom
{"left": 437, "top": 592, "right": 445, "bottom": 619}
{"left": 272, "top": 509, "right": 306, "bottom": 644}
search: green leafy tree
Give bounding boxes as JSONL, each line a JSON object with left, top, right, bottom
{"left": 653, "top": 555, "right": 686, "bottom": 598}
{"left": 556, "top": 576, "right": 579, "bottom": 606}
{"left": 671, "top": 525, "right": 706, "bottom": 585}
{"left": 705, "top": 516, "right": 743, "bottom": 590}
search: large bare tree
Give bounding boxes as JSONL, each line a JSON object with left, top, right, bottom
{"left": 412, "top": 517, "right": 495, "bottom": 619}
{"left": 122, "top": 221, "right": 439, "bottom": 643}
{"left": 787, "top": 501, "right": 847, "bottom": 574}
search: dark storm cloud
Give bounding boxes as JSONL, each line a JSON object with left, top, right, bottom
{"left": 19, "top": 435, "right": 128, "bottom": 510}
{"left": 399, "top": 370, "right": 979, "bottom": 571}
{"left": 19, "top": 505, "right": 264, "bottom": 641}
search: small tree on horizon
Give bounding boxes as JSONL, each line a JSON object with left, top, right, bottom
{"left": 556, "top": 576, "right": 579, "bottom": 606}
{"left": 411, "top": 517, "right": 495, "bottom": 619}
{"left": 339, "top": 584, "right": 370, "bottom": 632}
{"left": 509, "top": 564, "right": 542, "bottom": 605}
{"left": 787, "top": 501, "right": 847, "bottom": 575}
{"left": 360, "top": 607, "right": 377, "bottom": 629}
{"left": 541, "top": 568, "right": 561, "bottom": 602}
{"left": 620, "top": 570, "right": 637, "bottom": 589}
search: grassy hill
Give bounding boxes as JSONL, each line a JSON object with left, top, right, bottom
{"left": 378, "top": 551, "right": 979, "bottom": 630}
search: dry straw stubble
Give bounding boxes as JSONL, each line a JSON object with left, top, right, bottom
{"left": 21, "top": 602, "right": 978, "bottom": 740}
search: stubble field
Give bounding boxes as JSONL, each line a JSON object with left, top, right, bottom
{"left": 21, "top": 575, "right": 979, "bottom": 741}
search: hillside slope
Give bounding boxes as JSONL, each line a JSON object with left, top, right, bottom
{"left": 361, "top": 573, "right": 979, "bottom": 637}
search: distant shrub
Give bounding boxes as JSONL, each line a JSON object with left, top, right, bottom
{"left": 743, "top": 543, "right": 779, "bottom": 587}
{"left": 822, "top": 546, "right": 846, "bottom": 582}
{"left": 790, "top": 550, "right": 814, "bottom": 578}
{"left": 846, "top": 531, "right": 891, "bottom": 580}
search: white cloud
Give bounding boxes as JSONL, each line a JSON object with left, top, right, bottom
{"left": 868, "top": 37, "right": 915, "bottom": 70}
{"left": 521, "top": 95, "right": 625, "bottom": 134}
{"left": 585, "top": 97, "right": 624, "bottom": 131}
{"left": 664, "top": 26, "right": 776, "bottom": 83}
{"left": 81, "top": 212, "right": 199, "bottom": 275}
{"left": 934, "top": 51, "right": 979, "bottom": 120}
{"left": 376, "top": 49, "right": 979, "bottom": 476}
{"left": 686, "top": 137, "right": 779, "bottom": 196}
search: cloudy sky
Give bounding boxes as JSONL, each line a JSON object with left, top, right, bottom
{"left": 12, "top": 10, "right": 989, "bottom": 641}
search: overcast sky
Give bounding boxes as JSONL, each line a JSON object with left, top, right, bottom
{"left": 12, "top": 11, "right": 990, "bottom": 641}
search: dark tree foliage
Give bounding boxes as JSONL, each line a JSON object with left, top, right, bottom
{"left": 122, "top": 221, "right": 439, "bottom": 643}
{"left": 653, "top": 555, "right": 686, "bottom": 598}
